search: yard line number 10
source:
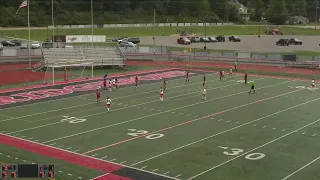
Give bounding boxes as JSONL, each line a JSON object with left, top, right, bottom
{"left": 218, "top": 146, "right": 266, "bottom": 160}
{"left": 127, "top": 129, "right": 164, "bottom": 140}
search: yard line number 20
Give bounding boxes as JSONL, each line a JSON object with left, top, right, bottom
{"left": 218, "top": 146, "right": 266, "bottom": 160}
{"left": 127, "top": 129, "right": 164, "bottom": 140}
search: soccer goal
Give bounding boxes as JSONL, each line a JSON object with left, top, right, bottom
{"left": 43, "top": 62, "right": 93, "bottom": 85}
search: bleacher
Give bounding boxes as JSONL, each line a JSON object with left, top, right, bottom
{"left": 38, "top": 46, "right": 126, "bottom": 69}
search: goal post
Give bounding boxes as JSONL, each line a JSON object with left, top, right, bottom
{"left": 43, "top": 62, "right": 94, "bottom": 85}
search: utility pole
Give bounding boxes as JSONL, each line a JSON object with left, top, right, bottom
{"left": 204, "top": 22, "right": 207, "bottom": 49}
{"left": 153, "top": 9, "right": 156, "bottom": 47}
{"left": 316, "top": 0, "right": 318, "bottom": 30}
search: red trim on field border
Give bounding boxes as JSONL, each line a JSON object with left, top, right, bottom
{"left": 0, "top": 68, "right": 176, "bottom": 93}
{"left": 0, "top": 133, "right": 125, "bottom": 173}
{"left": 92, "top": 173, "right": 133, "bottom": 180}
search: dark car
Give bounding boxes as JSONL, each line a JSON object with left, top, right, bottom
{"left": 11, "top": 39, "right": 22, "bottom": 46}
{"left": 288, "top": 38, "right": 302, "bottom": 45}
{"left": 187, "top": 37, "right": 196, "bottom": 43}
{"left": 228, "top": 36, "right": 241, "bottom": 42}
{"left": 112, "top": 37, "right": 128, "bottom": 42}
{"left": 1, "top": 41, "right": 15, "bottom": 47}
{"left": 128, "top": 37, "right": 140, "bottom": 44}
{"left": 276, "top": 39, "right": 289, "bottom": 46}
{"left": 216, "top": 35, "right": 225, "bottom": 42}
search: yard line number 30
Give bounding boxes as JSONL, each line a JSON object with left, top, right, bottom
{"left": 127, "top": 129, "right": 164, "bottom": 140}
{"left": 219, "top": 146, "right": 266, "bottom": 160}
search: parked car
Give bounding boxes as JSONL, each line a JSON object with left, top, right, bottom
{"left": 216, "top": 35, "right": 225, "bottom": 42}
{"left": 276, "top": 39, "right": 290, "bottom": 46}
{"left": 1, "top": 41, "right": 15, "bottom": 47}
{"left": 120, "top": 41, "right": 136, "bottom": 47}
{"left": 265, "top": 28, "right": 283, "bottom": 35}
{"left": 31, "top": 41, "right": 41, "bottom": 49}
{"left": 11, "top": 39, "right": 22, "bottom": 46}
{"left": 228, "top": 36, "right": 241, "bottom": 42}
{"left": 112, "top": 37, "right": 128, "bottom": 42}
{"left": 0, "top": 43, "right": 3, "bottom": 51}
{"left": 20, "top": 43, "right": 28, "bottom": 49}
{"left": 177, "top": 37, "right": 191, "bottom": 45}
{"left": 193, "top": 37, "right": 200, "bottom": 43}
{"left": 208, "top": 37, "right": 218, "bottom": 42}
{"left": 288, "top": 38, "right": 302, "bottom": 45}
{"left": 127, "top": 37, "right": 140, "bottom": 44}
{"left": 117, "top": 38, "right": 129, "bottom": 43}
{"left": 200, "top": 37, "right": 210, "bottom": 42}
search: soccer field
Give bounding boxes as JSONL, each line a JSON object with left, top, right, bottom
{"left": 1, "top": 68, "right": 320, "bottom": 180}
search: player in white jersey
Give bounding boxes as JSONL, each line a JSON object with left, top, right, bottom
{"left": 202, "top": 87, "right": 206, "bottom": 100}
{"left": 229, "top": 68, "right": 233, "bottom": 75}
{"left": 108, "top": 79, "right": 112, "bottom": 91}
{"left": 160, "top": 87, "right": 164, "bottom": 102}
{"left": 312, "top": 79, "right": 315, "bottom": 87}
{"left": 222, "top": 71, "right": 225, "bottom": 80}
{"left": 105, "top": 97, "right": 112, "bottom": 112}
{"left": 112, "top": 78, "right": 116, "bottom": 90}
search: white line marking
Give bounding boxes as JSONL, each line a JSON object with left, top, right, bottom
{"left": 130, "top": 98, "right": 320, "bottom": 166}
{"left": 218, "top": 119, "right": 222, "bottom": 121}
{"left": 179, "top": 113, "right": 183, "bottom": 115}
{"left": 58, "top": 145, "right": 64, "bottom": 148}
{"left": 282, "top": 156, "right": 320, "bottom": 179}
{"left": 68, "top": 174, "right": 72, "bottom": 176}
{"left": 15, "top": 157, "right": 19, "bottom": 160}
{"left": 186, "top": 114, "right": 191, "bottom": 116}
{"left": 302, "top": 132, "right": 306, "bottom": 135}
{"left": 152, "top": 169, "right": 158, "bottom": 172}
{"left": 226, "top": 120, "right": 230, "bottom": 123}
{"left": 7, "top": 78, "right": 269, "bottom": 135}
{"left": 282, "top": 129, "right": 286, "bottom": 131}
{"left": 74, "top": 150, "right": 80, "bottom": 152}
{"left": 235, "top": 122, "right": 239, "bottom": 124}
{"left": 91, "top": 154, "right": 98, "bottom": 157}
{"left": 101, "top": 156, "right": 108, "bottom": 159}
{"left": 66, "top": 147, "right": 72, "bottom": 150}
{"left": 23, "top": 160, "right": 27, "bottom": 162}
{"left": 253, "top": 124, "right": 256, "bottom": 127}
{"left": 120, "top": 161, "right": 127, "bottom": 164}
{"left": 175, "top": 174, "right": 181, "bottom": 178}
{"left": 164, "top": 171, "right": 170, "bottom": 175}
{"left": 262, "top": 126, "right": 266, "bottom": 128}
{"left": 7, "top": 155, "right": 10, "bottom": 157}
{"left": 110, "top": 159, "right": 116, "bottom": 162}
{"left": 218, "top": 146, "right": 228, "bottom": 149}
{"left": 272, "top": 128, "right": 276, "bottom": 130}
{"left": 211, "top": 118, "right": 215, "bottom": 120}
{"left": 187, "top": 118, "right": 320, "bottom": 180}
{"left": 141, "top": 166, "right": 147, "bottom": 169}
{"left": 49, "top": 143, "right": 56, "bottom": 146}
{"left": 78, "top": 177, "right": 82, "bottom": 179}
{"left": 313, "top": 134, "right": 316, "bottom": 136}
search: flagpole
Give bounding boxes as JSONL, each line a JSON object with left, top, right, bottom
{"left": 91, "top": 0, "right": 93, "bottom": 46}
{"left": 52, "top": 0, "right": 54, "bottom": 42}
{"left": 28, "top": 0, "right": 31, "bottom": 69}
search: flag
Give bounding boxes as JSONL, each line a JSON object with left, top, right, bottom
{"left": 16, "top": 0, "right": 28, "bottom": 15}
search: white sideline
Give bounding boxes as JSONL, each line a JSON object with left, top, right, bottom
{"left": 40, "top": 79, "right": 290, "bottom": 144}
{"left": 0, "top": 71, "right": 219, "bottom": 111}
{"left": 281, "top": 155, "right": 320, "bottom": 180}
{"left": 0, "top": 73, "right": 222, "bottom": 122}
{"left": 6, "top": 76, "right": 254, "bottom": 134}
{"left": 187, "top": 118, "right": 320, "bottom": 180}
{"left": 130, "top": 97, "right": 320, "bottom": 166}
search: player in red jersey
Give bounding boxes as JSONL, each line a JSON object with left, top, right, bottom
{"left": 186, "top": 71, "right": 190, "bottom": 83}
{"left": 244, "top": 72, "right": 248, "bottom": 84}
{"left": 203, "top": 74, "right": 206, "bottom": 87}
{"left": 160, "top": 87, "right": 164, "bottom": 102}
{"left": 105, "top": 97, "right": 112, "bottom": 112}
{"left": 163, "top": 78, "right": 167, "bottom": 91}
{"left": 96, "top": 89, "right": 101, "bottom": 104}
{"left": 135, "top": 75, "right": 139, "bottom": 88}
{"left": 64, "top": 67, "right": 68, "bottom": 81}
{"left": 103, "top": 79, "right": 107, "bottom": 90}
{"left": 219, "top": 71, "right": 223, "bottom": 80}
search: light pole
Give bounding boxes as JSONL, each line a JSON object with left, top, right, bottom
{"left": 153, "top": 9, "right": 156, "bottom": 47}
{"left": 204, "top": 22, "right": 207, "bottom": 49}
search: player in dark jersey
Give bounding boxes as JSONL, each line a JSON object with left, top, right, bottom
{"left": 244, "top": 72, "right": 248, "bottom": 84}
{"left": 135, "top": 75, "right": 139, "bottom": 88}
{"left": 186, "top": 72, "right": 190, "bottom": 83}
{"left": 96, "top": 89, "right": 101, "bottom": 104}
{"left": 163, "top": 78, "right": 167, "bottom": 91}
{"left": 203, "top": 74, "right": 206, "bottom": 87}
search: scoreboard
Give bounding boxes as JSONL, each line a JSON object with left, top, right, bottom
{"left": 1, "top": 164, "right": 54, "bottom": 179}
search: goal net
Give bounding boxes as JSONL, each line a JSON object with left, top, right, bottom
{"left": 43, "top": 62, "right": 93, "bottom": 84}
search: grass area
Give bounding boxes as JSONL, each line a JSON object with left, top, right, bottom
{"left": 1, "top": 26, "right": 320, "bottom": 41}
{"left": 1, "top": 69, "right": 320, "bottom": 180}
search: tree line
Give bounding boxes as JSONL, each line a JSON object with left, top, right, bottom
{"left": 0, "top": 0, "right": 317, "bottom": 27}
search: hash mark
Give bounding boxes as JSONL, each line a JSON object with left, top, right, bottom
{"left": 313, "top": 134, "right": 316, "bottom": 136}
{"left": 302, "top": 132, "right": 306, "bottom": 135}
{"left": 141, "top": 166, "right": 147, "bottom": 169}
{"left": 58, "top": 145, "right": 64, "bottom": 148}
{"left": 68, "top": 174, "right": 72, "bottom": 176}
{"left": 58, "top": 171, "right": 62, "bottom": 173}
{"left": 272, "top": 128, "right": 276, "bottom": 130}
{"left": 23, "top": 160, "right": 27, "bottom": 162}
{"left": 235, "top": 122, "right": 239, "bottom": 124}
{"left": 28, "top": 137, "right": 33, "bottom": 140}
{"left": 78, "top": 177, "right": 82, "bottom": 179}
{"left": 15, "top": 158, "right": 19, "bottom": 160}
{"left": 101, "top": 156, "right": 108, "bottom": 159}
{"left": 253, "top": 124, "right": 256, "bottom": 127}
{"left": 49, "top": 143, "right": 56, "bottom": 146}
{"left": 21, "top": 136, "right": 26, "bottom": 138}
{"left": 175, "top": 174, "right": 181, "bottom": 178}
{"left": 218, "top": 146, "right": 228, "bottom": 149}
{"left": 194, "top": 115, "right": 198, "bottom": 117}
{"left": 211, "top": 117, "right": 215, "bottom": 120}
{"left": 66, "top": 147, "right": 72, "bottom": 150}
{"left": 152, "top": 169, "right": 158, "bottom": 172}
{"left": 226, "top": 120, "right": 230, "bottom": 122}
{"left": 91, "top": 154, "right": 98, "bottom": 157}
{"left": 164, "top": 171, "right": 170, "bottom": 175}
{"left": 128, "top": 129, "right": 136, "bottom": 131}
{"left": 282, "top": 129, "right": 286, "bottom": 131}
{"left": 262, "top": 126, "right": 266, "bottom": 128}
{"left": 218, "top": 119, "right": 222, "bottom": 121}
{"left": 7, "top": 155, "right": 10, "bottom": 157}
{"left": 110, "top": 159, "right": 116, "bottom": 162}
{"left": 179, "top": 113, "right": 183, "bottom": 115}
{"left": 187, "top": 114, "right": 191, "bottom": 116}
{"left": 120, "top": 161, "right": 127, "bottom": 164}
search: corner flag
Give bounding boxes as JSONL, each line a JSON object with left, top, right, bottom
{"left": 16, "top": 0, "right": 28, "bottom": 15}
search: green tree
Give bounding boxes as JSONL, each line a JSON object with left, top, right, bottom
{"left": 265, "top": 0, "right": 288, "bottom": 24}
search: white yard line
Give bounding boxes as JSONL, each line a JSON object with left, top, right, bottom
{"left": 7, "top": 77, "right": 258, "bottom": 135}
{"left": 187, "top": 118, "right": 320, "bottom": 179}
{"left": 281, "top": 155, "right": 320, "bottom": 180}
{"left": 39, "top": 79, "right": 290, "bottom": 144}
{"left": 0, "top": 73, "right": 224, "bottom": 123}
{"left": 0, "top": 72, "right": 219, "bottom": 112}
{"left": 130, "top": 97, "right": 320, "bottom": 166}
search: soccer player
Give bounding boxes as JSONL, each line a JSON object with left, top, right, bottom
{"left": 203, "top": 74, "right": 206, "bottom": 87}
{"left": 311, "top": 79, "right": 315, "bottom": 87}
{"left": 234, "top": 61, "right": 238, "bottom": 71}
{"left": 115, "top": 77, "right": 118, "bottom": 89}
{"left": 163, "top": 78, "right": 167, "bottom": 91}
{"left": 222, "top": 71, "right": 225, "bottom": 80}
{"left": 229, "top": 68, "right": 233, "bottom": 75}
{"left": 219, "top": 71, "right": 223, "bottom": 80}
{"left": 105, "top": 97, "right": 112, "bottom": 112}
{"left": 244, "top": 72, "right": 248, "bottom": 84}
{"left": 108, "top": 79, "right": 112, "bottom": 91}
{"left": 64, "top": 67, "right": 68, "bottom": 81}
{"left": 112, "top": 78, "right": 116, "bottom": 90}
{"left": 103, "top": 79, "right": 107, "bottom": 91}
{"left": 96, "top": 89, "right": 101, "bottom": 104}
{"left": 248, "top": 80, "right": 255, "bottom": 94}
{"left": 186, "top": 71, "right": 190, "bottom": 83}
{"left": 160, "top": 87, "right": 164, "bottom": 102}
{"left": 202, "top": 87, "right": 206, "bottom": 100}
{"left": 135, "top": 75, "right": 139, "bottom": 88}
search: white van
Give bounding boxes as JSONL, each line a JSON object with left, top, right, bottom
{"left": 0, "top": 43, "right": 3, "bottom": 51}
